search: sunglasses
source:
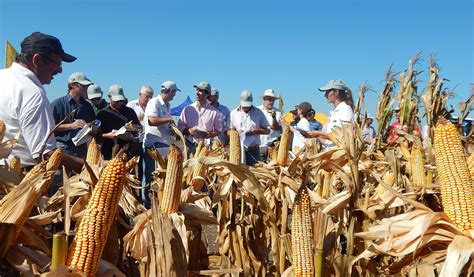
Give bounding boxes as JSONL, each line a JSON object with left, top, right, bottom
{"left": 40, "top": 53, "right": 62, "bottom": 67}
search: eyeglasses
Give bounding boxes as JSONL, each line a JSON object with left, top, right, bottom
{"left": 263, "top": 97, "right": 275, "bottom": 102}
{"left": 395, "top": 109, "right": 400, "bottom": 113}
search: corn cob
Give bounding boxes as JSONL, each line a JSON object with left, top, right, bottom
{"left": 0, "top": 120, "right": 5, "bottom": 142}
{"left": 410, "top": 145, "right": 426, "bottom": 187}
{"left": 86, "top": 138, "right": 101, "bottom": 166}
{"left": 228, "top": 129, "right": 241, "bottom": 165}
{"left": 66, "top": 158, "right": 126, "bottom": 276}
{"left": 277, "top": 127, "right": 292, "bottom": 166}
{"left": 9, "top": 155, "right": 21, "bottom": 175}
{"left": 46, "top": 149, "right": 63, "bottom": 172}
{"left": 191, "top": 146, "right": 209, "bottom": 191}
{"left": 373, "top": 171, "right": 395, "bottom": 199}
{"left": 291, "top": 185, "right": 314, "bottom": 277}
{"left": 160, "top": 145, "right": 183, "bottom": 214}
{"left": 468, "top": 152, "right": 474, "bottom": 180}
{"left": 434, "top": 119, "right": 474, "bottom": 230}
{"left": 194, "top": 140, "right": 205, "bottom": 158}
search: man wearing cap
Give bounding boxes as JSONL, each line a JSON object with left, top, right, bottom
{"left": 289, "top": 102, "right": 312, "bottom": 152}
{"left": 178, "top": 81, "right": 223, "bottom": 155}
{"left": 87, "top": 84, "right": 108, "bottom": 115}
{"left": 208, "top": 88, "right": 231, "bottom": 145}
{"left": 305, "top": 79, "right": 354, "bottom": 148}
{"left": 230, "top": 90, "right": 270, "bottom": 165}
{"left": 142, "top": 81, "right": 179, "bottom": 207}
{"left": 97, "top": 84, "right": 141, "bottom": 160}
{"left": 52, "top": 72, "right": 96, "bottom": 158}
{"left": 0, "top": 32, "right": 82, "bottom": 172}
{"left": 388, "top": 107, "right": 421, "bottom": 143}
{"left": 257, "top": 89, "right": 282, "bottom": 160}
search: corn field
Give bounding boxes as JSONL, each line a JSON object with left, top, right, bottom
{"left": 0, "top": 54, "right": 473, "bottom": 276}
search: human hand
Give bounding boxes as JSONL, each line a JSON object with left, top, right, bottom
{"left": 71, "top": 119, "right": 86, "bottom": 129}
{"left": 138, "top": 113, "right": 145, "bottom": 121}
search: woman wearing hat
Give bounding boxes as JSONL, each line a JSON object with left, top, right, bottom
{"left": 289, "top": 102, "right": 312, "bottom": 152}
{"left": 304, "top": 79, "right": 354, "bottom": 146}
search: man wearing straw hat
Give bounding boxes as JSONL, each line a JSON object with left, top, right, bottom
{"left": 257, "top": 89, "right": 282, "bottom": 160}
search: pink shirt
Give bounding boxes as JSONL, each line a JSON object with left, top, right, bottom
{"left": 178, "top": 102, "right": 223, "bottom": 143}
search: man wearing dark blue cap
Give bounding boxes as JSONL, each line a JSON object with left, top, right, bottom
{"left": 0, "top": 32, "right": 82, "bottom": 174}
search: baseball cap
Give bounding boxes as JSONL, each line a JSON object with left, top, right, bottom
{"left": 20, "top": 32, "right": 76, "bottom": 62}
{"left": 161, "top": 81, "right": 180, "bottom": 92}
{"left": 194, "top": 81, "right": 211, "bottom": 93}
{"left": 210, "top": 88, "right": 219, "bottom": 96}
{"left": 261, "top": 89, "right": 280, "bottom": 99}
{"left": 318, "top": 79, "right": 347, "bottom": 92}
{"left": 240, "top": 90, "right": 253, "bottom": 107}
{"left": 298, "top": 102, "right": 312, "bottom": 114}
{"left": 109, "top": 84, "right": 126, "bottom": 101}
{"left": 68, "top": 72, "right": 92, "bottom": 85}
{"left": 87, "top": 84, "right": 103, "bottom": 99}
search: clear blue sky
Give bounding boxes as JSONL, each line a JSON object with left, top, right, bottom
{"left": 1, "top": 0, "right": 472, "bottom": 119}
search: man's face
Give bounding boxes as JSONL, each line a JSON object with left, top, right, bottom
{"left": 163, "top": 89, "right": 177, "bottom": 102}
{"left": 139, "top": 90, "right": 153, "bottom": 106}
{"left": 242, "top": 106, "right": 252, "bottom": 113}
{"left": 90, "top": 95, "right": 103, "bottom": 106}
{"left": 195, "top": 88, "right": 209, "bottom": 101}
{"left": 109, "top": 97, "right": 125, "bottom": 110}
{"left": 36, "top": 53, "right": 63, "bottom": 85}
{"left": 72, "top": 83, "right": 89, "bottom": 98}
{"left": 263, "top": 97, "right": 275, "bottom": 109}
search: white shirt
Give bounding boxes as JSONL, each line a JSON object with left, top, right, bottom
{"left": 326, "top": 101, "right": 354, "bottom": 147}
{"left": 230, "top": 106, "right": 269, "bottom": 149}
{"left": 127, "top": 99, "right": 146, "bottom": 142}
{"left": 143, "top": 95, "right": 172, "bottom": 147}
{"left": 0, "top": 63, "right": 57, "bottom": 166}
{"left": 292, "top": 117, "right": 310, "bottom": 152}
{"left": 327, "top": 102, "right": 354, "bottom": 134}
{"left": 257, "top": 105, "right": 282, "bottom": 146}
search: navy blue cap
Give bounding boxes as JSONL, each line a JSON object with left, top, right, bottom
{"left": 20, "top": 32, "right": 76, "bottom": 62}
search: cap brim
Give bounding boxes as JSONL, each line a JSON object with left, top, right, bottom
{"left": 176, "top": 87, "right": 181, "bottom": 92}
{"left": 111, "top": 95, "right": 126, "bottom": 101}
{"left": 241, "top": 101, "right": 252, "bottom": 107}
{"left": 318, "top": 86, "right": 331, "bottom": 92}
{"left": 88, "top": 93, "right": 102, "bottom": 99}
{"left": 61, "top": 52, "right": 77, "bottom": 63}
{"left": 78, "top": 80, "right": 92, "bottom": 85}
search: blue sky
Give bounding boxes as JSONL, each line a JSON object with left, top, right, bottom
{"left": 1, "top": 0, "right": 472, "bottom": 119}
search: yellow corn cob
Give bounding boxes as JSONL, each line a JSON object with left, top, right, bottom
{"left": 434, "top": 119, "right": 474, "bottom": 230}
{"left": 410, "top": 145, "right": 426, "bottom": 187}
{"left": 468, "top": 153, "right": 474, "bottom": 180}
{"left": 272, "top": 143, "right": 279, "bottom": 163}
{"left": 194, "top": 140, "right": 205, "bottom": 158}
{"left": 228, "top": 129, "right": 241, "bottom": 165}
{"left": 373, "top": 171, "right": 395, "bottom": 199}
{"left": 86, "top": 138, "right": 101, "bottom": 166}
{"left": 10, "top": 155, "right": 21, "bottom": 175}
{"left": 277, "top": 127, "right": 292, "bottom": 166}
{"left": 67, "top": 158, "right": 126, "bottom": 276}
{"left": 160, "top": 145, "right": 183, "bottom": 214}
{"left": 291, "top": 185, "right": 314, "bottom": 277}
{"left": 191, "top": 146, "right": 209, "bottom": 191}
{"left": 46, "top": 149, "right": 63, "bottom": 172}
{"left": 0, "top": 120, "right": 5, "bottom": 142}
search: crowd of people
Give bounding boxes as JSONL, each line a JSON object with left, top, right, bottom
{"left": 1, "top": 32, "right": 394, "bottom": 208}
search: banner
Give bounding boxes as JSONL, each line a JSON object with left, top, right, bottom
{"left": 5, "top": 40, "right": 18, "bottom": 68}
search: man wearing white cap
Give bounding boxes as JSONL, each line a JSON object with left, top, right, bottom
{"left": 142, "top": 81, "right": 179, "bottom": 207}
{"left": 87, "top": 84, "right": 108, "bottom": 115}
{"left": 178, "top": 81, "right": 222, "bottom": 155}
{"left": 208, "top": 88, "right": 231, "bottom": 145}
{"left": 257, "top": 89, "right": 282, "bottom": 160}
{"left": 97, "top": 84, "right": 142, "bottom": 159}
{"left": 230, "top": 90, "right": 270, "bottom": 165}
{"left": 51, "top": 72, "right": 95, "bottom": 158}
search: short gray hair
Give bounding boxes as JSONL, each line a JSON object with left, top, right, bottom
{"left": 140, "top": 85, "right": 154, "bottom": 95}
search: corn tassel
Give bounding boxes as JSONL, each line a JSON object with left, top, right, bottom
{"left": 86, "top": 138, "right": 101, "bottom": 166}
{"left": 410, "top": 145, "right": 426, "bottom": 187}
{"left": 160, "top": 145, "right": 183, "bottom": 214}
{"left": 228, "top": 129, "right": 241, "bottom": 165}
{"left": 191, "top": 146, "right": 209, "bottom": 191}
{"left": 67, "top": 157, "right": 126, "bottom": 276}
{"left": 277, "top": 127, "right": 292, "bottom": 166}
{"left": 434, "top": 119, "right": 474, "bottom": 230}
{"left": 291, "top": 185, "right": 314, "bottom": 277}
